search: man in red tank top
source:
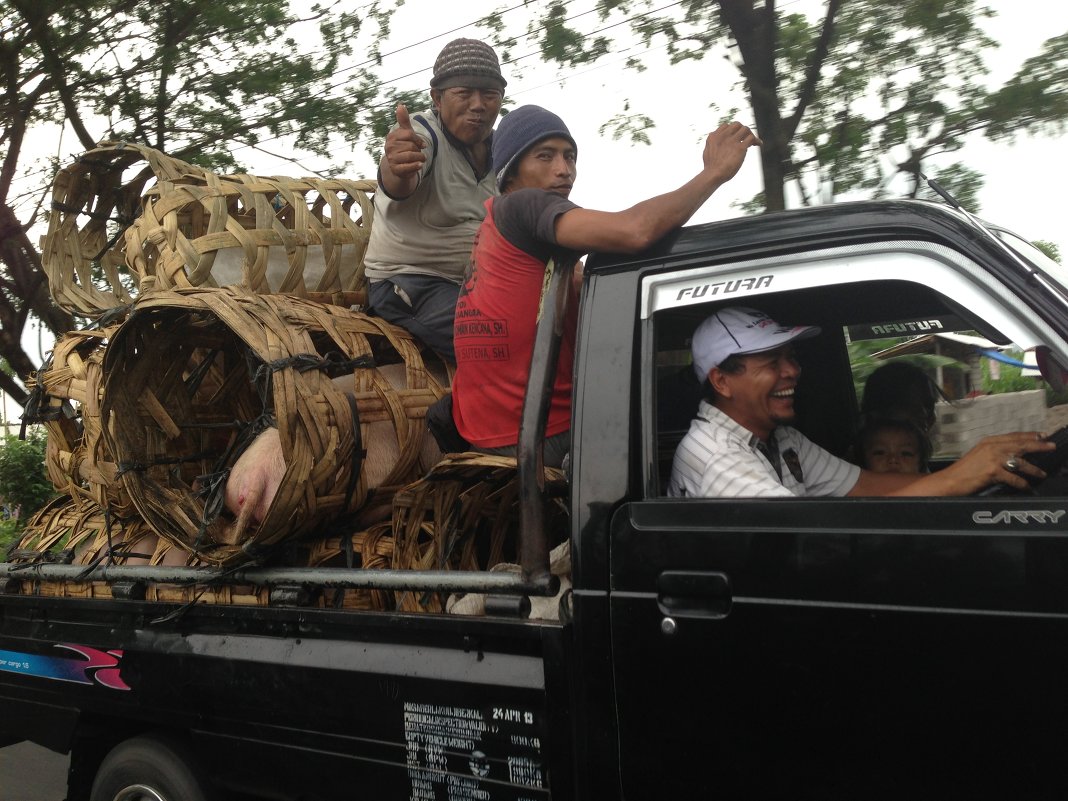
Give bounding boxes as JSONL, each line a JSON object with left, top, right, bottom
{"left": 449, "top": 104, "right": 763, "bottom": 467}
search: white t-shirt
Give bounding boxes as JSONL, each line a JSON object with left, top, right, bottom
{"left": 364, "top": 109, "right": 498, "bottom": 284}
{"left": 667, "top": 401, "right": 860, "bottom": 498}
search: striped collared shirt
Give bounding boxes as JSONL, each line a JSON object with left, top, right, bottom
{"left": 667, "top": 401, "right": 860, "bottom": 498}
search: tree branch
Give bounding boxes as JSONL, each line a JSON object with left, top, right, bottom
{"left": 0, "top": 202, "right": 74, "bottom": 340}
{"left": 0, "top": 368, "right": 29, "bottom": 407}
{"left": 784, "top": 0, "right": 843, "bottom": 140}
{"left": 10, "top": 0, "right": 98, "bottom": 150}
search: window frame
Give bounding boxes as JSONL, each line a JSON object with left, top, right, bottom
{"left": 641, "top": 239, "right": 1068, "bottom": 498}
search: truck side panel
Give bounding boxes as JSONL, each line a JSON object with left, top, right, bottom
{"left": 611, "top": 497, "right": 1068, "bottom": 797}
{"left": 0, "top": 595, "right": 570, "bottom": 800}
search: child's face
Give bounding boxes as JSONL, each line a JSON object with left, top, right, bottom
{"left": 864, "top": 429, "right": 922, "bottom": 473}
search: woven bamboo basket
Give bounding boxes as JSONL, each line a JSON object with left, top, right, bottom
{"left": 5, "top": 496, "right": 159, "bottom": 599}
{"left": 6, "top": 496, "right": 265, "bottom": 605}
{"left": 391, "top": 454, "right": 569, "bottom": 613}
{"left": 101, "top": 286, "right": 447, "bottom": 566}
{"left": 142, "top": 543, "right": 268, "bottom": 607}
{"left": 42, "top": 141, "right": 376, "bottom": 319}
{"left": 6, "top": 495, "right": 100, "bottom": 565}
{"left": 302, "top": 522, "right": 395, "bottom": 611}
{"left": 24, "top": 325, "right": 136, "bottom": 517}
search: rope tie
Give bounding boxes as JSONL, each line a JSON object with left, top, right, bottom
{"left": 254, "top": 352, "right": 375, "bottom": 381}
{"left": 116, "top": 449, "right": 222, "bottom": 478}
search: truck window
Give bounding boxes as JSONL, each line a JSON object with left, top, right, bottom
{"left": 642, "top": 240, "right": 1068, "bottom": 497}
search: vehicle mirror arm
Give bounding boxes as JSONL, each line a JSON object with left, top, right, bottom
{"left": 922, "top": 173, "right": 1040, "bottom": 281}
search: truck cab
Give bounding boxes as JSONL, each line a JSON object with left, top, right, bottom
{"left": 582, "top": 199, "right": 1068, "bottom": 798}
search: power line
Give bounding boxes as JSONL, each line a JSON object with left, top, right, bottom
{"left": 233, "top": 0, "right": 688, "bottom": 147}
{"left": 4, "top": 0, "right": 558, "bottom": 188}
{"left": 319, "top": 0, "right": 683, "bottom": 104}
{"left": 220, "top": 2, "right": 697, "bottom": 170}
{"left": 317, "top": 0, "right": 543, "bottom": 87}
{"left": 257, "top": 0, "right": 603, "bottom": 118}
{"left": 9, "top": 0, "right": 754, "bottom": 188}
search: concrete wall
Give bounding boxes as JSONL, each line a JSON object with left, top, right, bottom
{"left": 933, "top": 390, "right": 1047, "bottom": 457}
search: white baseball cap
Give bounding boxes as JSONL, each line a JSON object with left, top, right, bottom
{"left": 692, "top": 306, "right": 820, "bottom": 380}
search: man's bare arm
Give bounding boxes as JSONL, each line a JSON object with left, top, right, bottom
{"left": 848, "top": 432, "right": 1054, "bottom": 497}
{"left": 553, "top": 121, "right": 761, "bottom": 254}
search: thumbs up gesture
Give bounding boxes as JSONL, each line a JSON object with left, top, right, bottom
{"left": 395, "top": 104, "right": 414, "bottom": 131}
{"left": 384, "top": 104, "right": 428, "bottom": 178}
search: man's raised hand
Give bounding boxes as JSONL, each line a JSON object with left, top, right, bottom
{"left": 701, "top": 121, "right": 762, "bottom": 185}
{"left": 384, "top": 103, "right": 427, "bottom": 178}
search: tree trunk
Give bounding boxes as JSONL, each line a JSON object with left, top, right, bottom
{"left": 718, "top": 0, "right": 788, "bottom": 211}
{"left": 0, "top": 202, "right": 74, "bottom": 402}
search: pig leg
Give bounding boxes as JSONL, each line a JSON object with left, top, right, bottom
{"left": 223, "top": 427, "right": 286, "bottom": 541}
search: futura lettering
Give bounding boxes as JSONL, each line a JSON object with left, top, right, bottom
{"left": 675, "top": 275, "right": 773, "bottom": 301}
{"left": 870, "top": 320, "right": 944, "bottom": 335}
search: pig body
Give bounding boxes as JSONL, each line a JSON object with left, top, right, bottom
{"left": 345, "top": 363, "right": 443, "bottom": 493}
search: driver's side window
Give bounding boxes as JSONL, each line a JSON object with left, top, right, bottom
{"left": 651, "top": 276, "right": 1063, "bottom": 498}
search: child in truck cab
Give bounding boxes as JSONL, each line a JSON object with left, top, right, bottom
{"left": 852, "top": 361, "right": 941, "bottom": 473}
{"left": 856, "top": 417, "right": 928, "bottom": 474}
{"left": 445, "top": 104, "right": 763, "bottom": 467}
{"left": 668, "top": 305, "right": 1053, "bottom": 498}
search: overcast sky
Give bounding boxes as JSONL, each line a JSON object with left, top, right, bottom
{"left": 18, "top": 1, "right": 1068, "bottom": 255}
{"left": 380, "top": 1, "right": 1067, "bottom": 252}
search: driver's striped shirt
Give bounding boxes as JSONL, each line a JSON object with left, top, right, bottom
{"left": 668, "top": 401, "right": 860, "bottom": 498}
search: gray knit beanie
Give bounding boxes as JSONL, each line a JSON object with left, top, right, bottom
{"left": 430, "top": 38, "right": 507, "bottom": 91}
{"left": 492, "top": 105, "right": 577, "bottom": 192}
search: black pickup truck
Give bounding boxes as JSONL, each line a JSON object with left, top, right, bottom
{"left": 3, "top": 199, "right": 1068, "bottom": 800}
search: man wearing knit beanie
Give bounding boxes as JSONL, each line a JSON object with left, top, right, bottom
{"left": 364, "top": 38, "right": 508, "bottom": 362}
{"left": 444, "top": 105, "right": 762, "bottom": 467}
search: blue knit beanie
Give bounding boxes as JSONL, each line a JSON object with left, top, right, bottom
{"left": 492, "top": 105, "right": 577, "bottom": 192}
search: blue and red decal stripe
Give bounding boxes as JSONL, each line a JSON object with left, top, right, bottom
{"left": 0, "top": 644, "right": 131, "bottom": 690}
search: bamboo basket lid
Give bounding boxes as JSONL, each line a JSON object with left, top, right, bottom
{"left": 6, "top": 495, "right": 263, "bottom": 605}
{"left": 6, "top": 495, "right": 159, "bottom": 600}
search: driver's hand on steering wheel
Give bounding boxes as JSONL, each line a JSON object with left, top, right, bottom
{"left": 961, "top": 432, "right": 1055, "bottom": 492}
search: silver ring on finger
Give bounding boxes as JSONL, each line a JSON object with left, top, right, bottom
{"left": 1004, "top": 457, "right": 1020, "bottom": 472}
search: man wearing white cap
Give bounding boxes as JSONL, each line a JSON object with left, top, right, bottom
{"left": 668, "top": 306, "right": 1054, "bottom": 498}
